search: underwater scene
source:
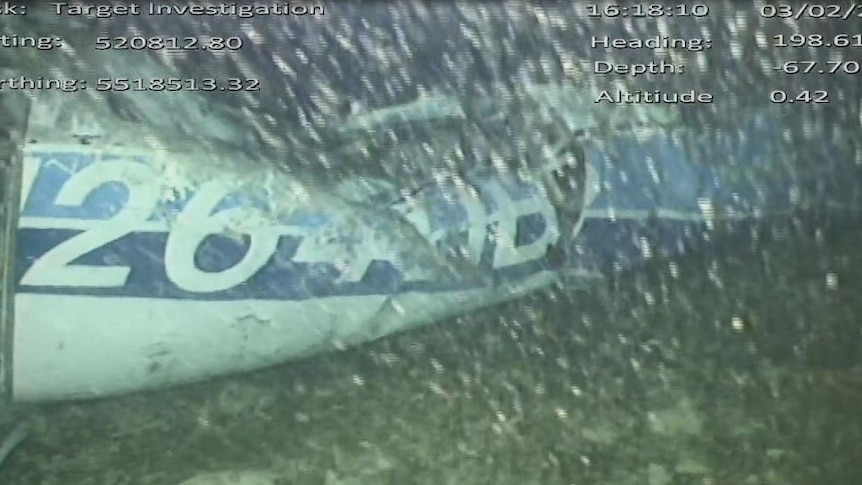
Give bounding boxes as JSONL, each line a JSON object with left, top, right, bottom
{"left": 0, "top": 2, "right": 861, "bottom": 484}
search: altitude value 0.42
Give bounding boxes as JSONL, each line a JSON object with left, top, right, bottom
{"left": 769, "top": 90, "right": 829, "bottom": 104}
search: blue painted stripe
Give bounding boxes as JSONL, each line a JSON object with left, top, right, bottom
{"left": 14, "top": 215, "right": 724, "bottom": 300}
{"left": 15, "top": 222, "right": 553, "bottom": 300}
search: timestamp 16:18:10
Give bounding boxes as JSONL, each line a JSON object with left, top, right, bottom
{"left": 586, "top": 4, "right": 709, "bottom": 18}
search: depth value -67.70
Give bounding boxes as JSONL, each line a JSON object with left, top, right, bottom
{"left": 775, "top": 61, "right": 860, "bottom": 75}
{"left": 94, "top": 78, "right": 261, "bottom": 92}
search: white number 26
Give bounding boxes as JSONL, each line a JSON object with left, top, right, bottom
{"left": 21, "top": 156, "right": 280, "bottom": 293}
{"left": 20, "top": 159, "right": 162, "bottom": 287}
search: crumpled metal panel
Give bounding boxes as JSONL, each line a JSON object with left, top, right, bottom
{"left": 0, "top": 92, "right": 28, "bottom": 404}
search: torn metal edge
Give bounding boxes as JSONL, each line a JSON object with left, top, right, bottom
{"left": 0, "top": 93, "right": 30, "bottom": 405}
